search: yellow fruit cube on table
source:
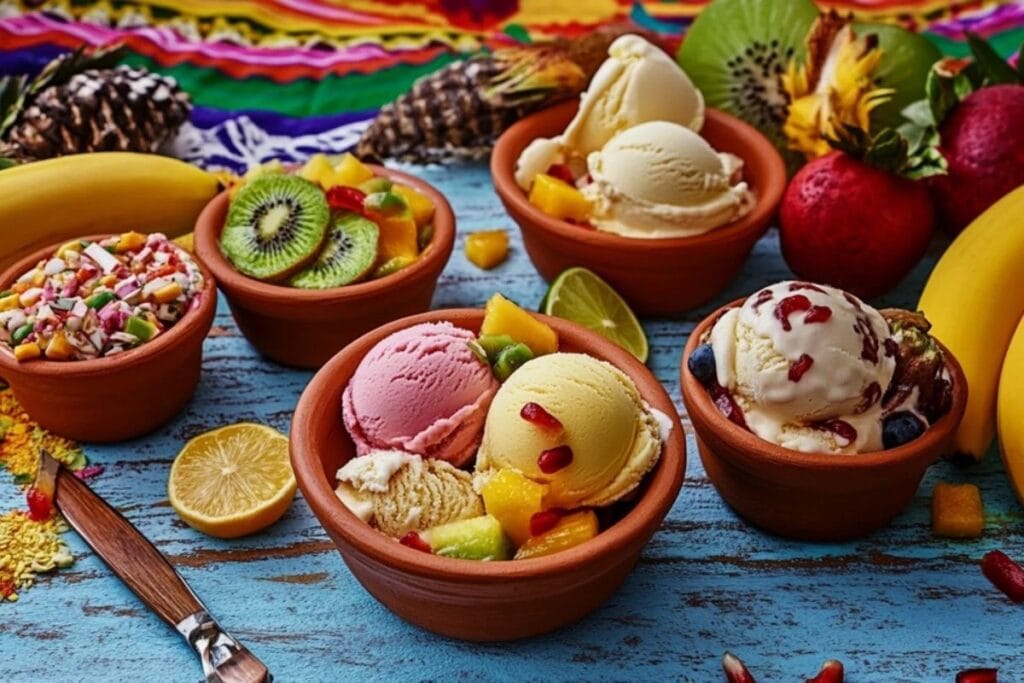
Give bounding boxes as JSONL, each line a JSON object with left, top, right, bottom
{"left": 393, "top": 184, "right": 436, "bottom": 227}
{"left": 932, "top": 482, "right": 984, "bottom": 538}
{"left": 514, "top": 510, "right": 599, "bottom": 560}
{"left": 374, "top": 213, "right": 419, "bottom": 262}
{"left": 465, "top": 230, "right": 509, "bottom": 270}
{"left": 481, "top": 293, "right": 558, "bottom": 356}
{"left": 481, "top": 469, "right": 549, "bottom": 546}
{"left": 331, "top": 153, "right": 374, "bottom": 188}
{"left": 298, "top": 153, "right": 336, "bottom": 189}
{"left": 528, "top": 173, "right": 591, "bottom": 223}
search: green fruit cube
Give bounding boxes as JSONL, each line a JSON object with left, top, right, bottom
{"left": 422, "top": 514, "right": 511, "bottom": 561}
{"left": 493, "top": 343, "right": 534, "bottom": 382}
{"left": 125, "top": 315, "right": 158, "bottom": 342}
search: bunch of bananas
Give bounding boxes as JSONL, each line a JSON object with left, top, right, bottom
{"left": 0, "top": 152, "right": 220, "bottom": 272}
{"left": 918, "top": 184, "right": 1024, "bottom": 503}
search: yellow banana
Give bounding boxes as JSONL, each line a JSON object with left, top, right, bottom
{"left": 998, "top": 315, "right": 1024, "bottom": 505}
{"left": 0, "top": 152, "right": 219, "bottom": 272}
{"left": 918, "top": 184, "right": 1024, "bottom": 461}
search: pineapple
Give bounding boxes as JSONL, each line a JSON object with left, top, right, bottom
{"left": 481, "top": 469, "right": 549, "bottom": 546}
{"left": 480, "top": 293, "right": 558, "bottom": 356}
{"left": 932, "top": 483, "right": 984, "bottom": 539}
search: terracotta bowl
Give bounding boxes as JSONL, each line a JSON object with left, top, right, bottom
{"left": 291, "top": 309, "right": 686, "bottom": 641}
{"left": 0, "top": 235, "right": 217, "bottom": 442}
{"left": 679, "top": 299, "right": 968, "bottom": 541}
{"left": 193, "top": 165, "right": 455, "bottom": 369}
{"left": 491, "top": 100, "right": 786, "bottom": 316}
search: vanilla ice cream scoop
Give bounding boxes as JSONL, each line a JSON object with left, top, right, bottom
{"left": 582, "top": 121, "right": 754, "bottom": 238}
{"left": 709, "top": 281, "right": 897, "bottom": 453}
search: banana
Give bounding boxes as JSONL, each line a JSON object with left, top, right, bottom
{"left": 998, "top": 315, "right": 1024, "bottom": 504}
{"left": 918, "top": 184, "right": 1024, "bottom": 461}
{"left": 0, "top": 152, "right": 220, "bottom": 273}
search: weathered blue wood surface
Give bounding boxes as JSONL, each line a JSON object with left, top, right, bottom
{"left": 2, "top": 163, "right": 1022, "bottom": 682}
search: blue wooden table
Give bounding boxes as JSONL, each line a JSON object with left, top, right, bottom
{"left": 2, "top": 163, "right": 1021, "bottom": 682}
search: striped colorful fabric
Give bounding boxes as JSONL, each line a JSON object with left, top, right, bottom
{"left": 1, "top": 0, "right": 1022, "bottom": 171}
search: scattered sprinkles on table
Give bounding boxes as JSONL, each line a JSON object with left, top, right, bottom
{"left": 0, "top": 232, "right": 205, "bottom": 362}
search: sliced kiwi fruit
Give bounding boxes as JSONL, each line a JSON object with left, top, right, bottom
{"left": 221, "top": 175, "right": 330, "bottom": 281}
{"left": 678, "top": 0, "right": 819, "bottom": 165}
{"left": 289, "top": 212, "right": 379, "bottom": 289}
{"left": 857, "top": 22, "right": 941, "bottom": 130}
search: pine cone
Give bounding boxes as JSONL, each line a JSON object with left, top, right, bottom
{"left": 2, "top": 66, "right": 190, "bottom": 162}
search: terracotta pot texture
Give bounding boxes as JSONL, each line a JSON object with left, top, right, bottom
{"left": 680, "top": 299, "right": 968, "bottom": 541}
{"left": 491, "top": 100, "right": 787, "bottom": 316}
{"left": 290, "top": 309, "right": 686, "bottom": 641}
{"left": 0, "top": 234, "right": 217, "bottom": 442}
{"left": 194, "top": 165, "right": 455, "bottom": 369}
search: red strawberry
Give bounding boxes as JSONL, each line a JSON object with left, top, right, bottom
{"left": 780, "top": 151, "right": 934, "bottom": 300}
{"left": 929, "top": 84, "right": 1024, "bottom": 234}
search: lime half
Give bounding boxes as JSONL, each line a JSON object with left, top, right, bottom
{"left": 542, "top": 267, "right": 648, "bottom": 363}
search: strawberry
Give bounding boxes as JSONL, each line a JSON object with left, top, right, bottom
{"left": 780, "top": 149, "right": 934, "bottom": 300}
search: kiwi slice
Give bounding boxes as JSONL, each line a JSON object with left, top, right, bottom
{"left": 221, "top": 175, "right": 330, "bottom": 281}
{"left": 857, "top": 22, "right": 941, "bottom": 130}
{"left": 677, "top": 0, "right": 818, "bottom": 164}
{"left": 289, "top": 212, "right": 379, "bottom": 289}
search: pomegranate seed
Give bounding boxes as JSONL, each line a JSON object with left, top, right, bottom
{"left": 789, "top": 281, "right": 827, "bottom": 294}
{"left": 804, "top": 305, "right": 832, "bottom": 324}
{"left": 957, "top": 669, "right": 998, "bottom": 683}
{"left": 25, "top": 487, "right": 53, "bottom": 522}
{"left": 982, "top": 550, "right": 1024, "bottom": 602}
{"left": 537, "top": 446, "right": 573, "bottom": 474}
{"left": 774, "top": 295, "right": 812, "bottom": 331}
{"left": 711, "top": 384, "right": 748, "bottom": 429}
{"left": 399, "top": 531, "right": 433, "bottom": 554}
{"left": 326, "top": 185, "right": 367, "bottom": 213}
{"left": 529, "top": 509, "right": 564, "bottom": 536}
{"left": 884, "top": 338, "right": 899, "bottom": 358}
{"left": 546, "top": 163, "right": 575, "bottom": 185}
{"left": 806, "top": 660, "right": 844, "bottom": 683}
{"left": 788, "top": 354, "right": 814, "bottom": 382}
{"left": 752, "top": 289, "right": 773, "bottom": 310}
{"left": 520, "top": 402, "right": 563, "bottom": 431}
{"left": 817, "top": 419, "right": 857, "bottom": 445}
{"left": 722, "top": 652, "right": 756, "bottom": 683}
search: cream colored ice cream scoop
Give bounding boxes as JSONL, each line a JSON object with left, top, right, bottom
{"left": 475, "top": 353, "right": 663, "bottom": 508}
{"left": 582, "top": 121, "right": 755, "bottom": 238}
{"left": 709, "top": 281, "right": 897, "bottom": 453}
{"left": 335, "top": 450, "right": 483, "bottom": 537}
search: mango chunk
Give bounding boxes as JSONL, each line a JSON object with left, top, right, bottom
{"left": 13, "top": 342, "right": 41, "bottom": 362}
{"left": 514, "top": 510, "right": 598, "bottom": 560}
{"left": 481, "top": 293, "right": 557, "bottom": 356}
{"left": 43, "top": 331, "right": 74, "bottom": 360}
{"left": 465, "top": 230, "right": 509, "bottom": 270}
{"left": 528, "top": 173, "right": 590, "bottom": 223}
{"left": 481, "top": 469, "right": 549, "bottom": 546}
{"left": 932, "top": 482, "right": 984, "bottom": 538}
{"left": 331, "top": 153, "right": 374, "bottom": 188}
{"left": 393, "top": 184, "right": 436, "bottom": 227}
{"left": 115, "top": 231, "right": 147, "bottom": 254}
{"left": 374, "top": 212, "right": 419, "bottom": 263}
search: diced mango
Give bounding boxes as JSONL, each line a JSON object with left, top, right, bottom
{"left": 514, "top": 510, "right": 598, "bottom": 560}
{"left": 481, "top": 469, "right": 549, "bottom": 546}
{"left": 115, "top": 231, "right": 147, "bottom": 253}
{"left": 298, "top": 153, "right": 335, "bottom": 189}
{"left": 932, "top": 482, "right": 984, "bottom": 538}
{"left": 374, "top": 213, "right": 419, "bottom": 262}
{"left": 481, "top": 293, "right": 558, "bottom": 356}
{"left": 528, "top": 173, "right": 591, "bottom": 223}
{"left": 13, "top": 342, "right": 41, "bottom": 362}
{"left": 43, "top": 331, "right": 74, "bottom": 361}
{"left": 56, "top": 240, "right": 83, "bottom": 259}
{"left": 173, "top": 233, "right": 195, "bottom": 252}
{"left": 152, "top": 282, "right": 183, "bottom": 304}
{"left": 331, "top": 153, "right": 374, "bottom": 188}
{"left": 0, "top": 293, "right": 19, "bottom": 312}
{"left": 465, "top": 230, "right": 509, "bottom": 270}
{"left": 393, "top": 184, "right": 436, "bottom": 227}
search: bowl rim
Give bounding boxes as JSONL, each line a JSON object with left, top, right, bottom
{"left": 679, "top": 297, "right": 969, "bottom": 472}
{"left": 290, "top": 308, "right": 687, "bottom": 581}
{"left": 0, "top": 232, "right": 217, "bottom": 378}
{"left": 193, "top": 164, "right": 455, "bottom": 304}
{"left": 490, "top": 99, "right": 787, "bottom": 253}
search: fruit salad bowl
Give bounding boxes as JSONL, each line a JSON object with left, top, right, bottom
{"left": 290, "top": 308, "right": 686, "bottom": 641}
{"left": 0, "top": 234, "right": 217, "bottom": 442}
{"left": 679, "top": 298, "right": 968, "bottom": 541}
{"left": 193, "top": 164, "right": 455, "bottom": 369}
{"left": 491, "top": 100, "right": 786, "bottom": 316}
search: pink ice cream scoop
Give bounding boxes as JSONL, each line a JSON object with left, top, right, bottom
{"left": 342, "top": 322, "right": 499, "bottom": 467}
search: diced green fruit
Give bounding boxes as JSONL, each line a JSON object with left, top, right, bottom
{"left": 494, "top": 343, "right": 534, "bottom": 381}
{"left": 125, "top": 315, "right": 158, "bottom": 342}
{"left": 422, "top": 514, "right": 511, "bottom": 561}
{"left": 364, "top": 191, "right": 408, "bottom": 214}
{"left": 12, "top": 324, "right": 33, "bottom": 344}
{"left": 476, "top": 334, "right": 516, "bottom": 363}
{"left": 417, "top": 223, "right": 435, "bottom": 251}
{"left": 0, "top": 290, "right": 11, "bottom": 299}
{"left": 466, "top": 340, "right": 489, "bottom": 364}
{"left": 358, "top": 177, "right": 393, "bottom": 194}
{"left": 85, "top": 291, "right": 115, "bottom": 309}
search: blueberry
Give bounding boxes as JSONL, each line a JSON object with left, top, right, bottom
{"left": 883, "top": 412, "right": 925, "bottom": 449}
{"left": 687, "top": 343, "right": 717, "bottom": 387}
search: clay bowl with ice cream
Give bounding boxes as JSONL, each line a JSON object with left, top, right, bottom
{"left": 492, "top": 99, "right": 786, "bottom": 316}
{"left": 193, "top": 165, "right": 455, "bottom": 369}
{"left": 0, "top": 234, "right": 217, "bottom": 442}
{"left": 290, "top": 308, "right": 685, "bottom": 641}
{"left": 680, "top": 295, "right": 967, "bottom": 541}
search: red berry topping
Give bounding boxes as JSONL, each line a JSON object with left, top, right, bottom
{"left": 529, "top": 509, "right": 564, "bottom": 537}
{"left": 546, "top": 163, "right": 575, "bottom": 185}
{"left": 520, "top": 402, "right": 563, "bottom": 431}
{"left": 752, "top": 289, "right": 773, "bottom": 310}
{"left": 710, "top": 384, "right": 748, "bottom": 429}
{"left": 789, "top": 281, "right": 827, "bottom": 294}
{"left": 774, "top": 295, "right": 812, "bottom": 331}
{"left": 537, "top": 446, "right": 573, "bottom": 474}
{"left": 956, "top": 669, "right": 998, "bottom": 683}
{"left": 982, "top": 550, "right": 1024, "bottom": 603}
{"left": 26, "top": 486, "right": 53, "bottom": 522}
{"left": 788, "top": 354, "right": 814, "bottom": 382}
{"left": 399, "top": 531, "right": 433, "bottom": 554}
{"left": 806, "top": 660, "right": 844, "bottom": 683}
{"left": 804, "top": 305, "right": 832, "bottom": 324}
{"left": 817, "top": 419, "right": 857, "bottom": 445}
{"left": 326, "top": 185, "right": 367, "bottom": 213}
